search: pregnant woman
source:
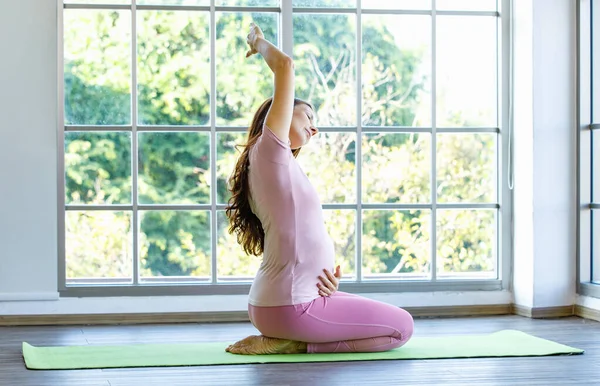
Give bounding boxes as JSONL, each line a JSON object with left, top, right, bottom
{"left": 225, "top": 23, "right": 414, "bottom": 355}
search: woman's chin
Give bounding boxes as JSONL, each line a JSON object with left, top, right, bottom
{"left": 290, "top": 139, "right": 305, "bottom": 150}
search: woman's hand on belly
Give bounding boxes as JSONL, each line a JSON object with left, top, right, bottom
{"left": 317, "top": 265, "right": 342, "bottom": 297}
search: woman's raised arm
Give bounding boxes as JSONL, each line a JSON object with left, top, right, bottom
{"left": 246, "top": 23, "right": 295, "bottom": 143}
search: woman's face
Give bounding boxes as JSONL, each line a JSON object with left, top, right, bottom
{"left": 289, "top": 104, "right": 318, "bottom": 150}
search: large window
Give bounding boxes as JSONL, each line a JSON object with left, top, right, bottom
{"left": 59, "top": 0, "right": 510, "bottom": 296}
{"left": 579, "top": 0, "right": 600, "bottom": 297}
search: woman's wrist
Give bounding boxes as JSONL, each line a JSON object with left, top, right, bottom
{"left": 254, "top": 37, "right": 292, "bottom": 72}
{"left": 253, "top": 37, "right": 270, "bottom": 56}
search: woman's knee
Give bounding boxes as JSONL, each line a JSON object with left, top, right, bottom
{"left": 394, "top": 307, "right": 414, "bottom": 342}
{"left": 385, "top": 308, "right": 414, "bottom": 351}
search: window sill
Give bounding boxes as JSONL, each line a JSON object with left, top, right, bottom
{"left": 0, "top": 289, "right": 512, "bottom": 317}
{"left": 578, "top": 282, "right": 600, "bottom": 298}
{"left": 59, "top": 279, "right": 504, "bottom": 298}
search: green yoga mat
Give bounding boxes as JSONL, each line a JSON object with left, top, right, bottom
{"left": 22, "top": 330, "right": 583, "bottom": 370}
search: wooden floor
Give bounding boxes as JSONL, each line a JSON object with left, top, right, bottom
{"left": 1, "top": 315, "right": 599, "bottom": 386}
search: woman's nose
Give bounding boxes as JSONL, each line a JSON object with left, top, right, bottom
{"left": 310, "top": 126, "right": 319, "bottom": 136}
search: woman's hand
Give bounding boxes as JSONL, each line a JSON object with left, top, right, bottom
{"left": 317, "top": 265, "right": 343, "bottom": 297}
{"left": 246, "top": 22, "right": 264, "bottom": 58}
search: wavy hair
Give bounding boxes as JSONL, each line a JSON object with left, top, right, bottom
{"left": 225, "top": 97, "right": 312, "bottom": 256}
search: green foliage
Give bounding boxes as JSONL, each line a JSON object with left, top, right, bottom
{"left": 65, "top": 132, "right": 131, "bottom": 204}
{"left": 138, "top": 132, "right": 210, "bottom": 205}
{"left": 139, "top": 211, "right": 211, "bottom": 277}
{"left": 137, "top": 10, "right": 211, "bottom": 125}
{"left": 64, "top": 9, "right": 496, "bottom": 282}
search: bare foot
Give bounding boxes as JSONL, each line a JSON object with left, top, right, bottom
{"left": 225, "top": 335, "right": 307, "bottom": 355}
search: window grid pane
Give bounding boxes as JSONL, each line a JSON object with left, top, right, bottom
{"left": 593, "top": 0, "right": 600, "bottom": 122}
{"left": 61, "top": 1, "right": 504, "bottom": 289}
{"left": 64, "top": 9, "right": 132, "bottom": 125}
{"left": 594, "top": 210, "right": 599, "bottom": 283}
{"left": 594, "top": 130, "right": 600, "bottom": 204}
{"left": 362, "top": 209, "right": 431, "bottom": 279}
{"left": 591, "top": 0, "right": 600, "bottom": 285}
{"left": 436, "top": 209, "right": 497, "bottom": 279}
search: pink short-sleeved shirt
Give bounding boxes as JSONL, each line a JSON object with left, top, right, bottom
{"left": 247, "top": 124, "right": 335, "bottom": 307}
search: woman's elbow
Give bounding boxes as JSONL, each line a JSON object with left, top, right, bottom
{"left": 278, "top": 57, "right": 295, "bottom": 72}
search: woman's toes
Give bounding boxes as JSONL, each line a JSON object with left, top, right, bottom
{"left": 226, "top": 335, "right": 305, "bottom": 355}
{"left": 226, "top": 338, "right": 250, "bottom": 354}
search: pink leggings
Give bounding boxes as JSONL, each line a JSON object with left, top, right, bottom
{"left": 248, "top": 291, "right": 414, "bottom": 354}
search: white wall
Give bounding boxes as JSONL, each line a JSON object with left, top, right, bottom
{"left": 531, "top": 0, "right": 577, "bottom": 307}
{"left": 512, "top": 0, "right": 578, "bottom": 309}
{"left": 0, "top": 0, "right": 592, "bottom": 316}
{"left": 0, "top": 0, "right": 59, "bottom": 299}
{"left": 512, "top": 0, "right": 535, "bottom": 308}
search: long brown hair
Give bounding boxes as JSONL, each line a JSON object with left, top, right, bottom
{"left": 225, "top": 97, "right": 312, "bottom": 256}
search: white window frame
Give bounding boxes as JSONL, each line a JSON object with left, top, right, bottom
{"left": 57, "top": 0, "right": 513, "bottom": 297}
{"left": 578, "top": 0, "right": 600, "bottom": 298}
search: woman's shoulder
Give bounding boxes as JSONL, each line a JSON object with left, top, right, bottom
{"left": 253, "top": 123, "right": 292, "bottom": 165}
{"left": 262, "top": 123, "right": 291, "bottom": 147}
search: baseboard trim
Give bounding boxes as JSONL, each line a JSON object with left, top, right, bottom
{"left": 4, "top": 303, "right": 596, "bottom": 326}
{"left": 575, "top": 304, "right": 600, "bottom": 322}
{"left": 0, "top": 305, "right": 513, "bottom": 326}
{"left": 405, "top": 304, "right": 512, "bottom": 318}
{"left": 0, "top": 311, "right": 250, "bottom": 326}
{"left": 512, "top": 304, "right": 574, "bottom": 319}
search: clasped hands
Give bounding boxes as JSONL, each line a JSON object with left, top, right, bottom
{"left": 245, "top": 22, "right": 264, "bottom": 58}
{"left": 317, "top": 265, "right": 343, "bottom": 297}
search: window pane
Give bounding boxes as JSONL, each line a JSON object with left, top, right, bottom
{"left": 436, "top": 0, "right": 497, "bottom": 11}
{"left": 217, "top": 211, "right": 261, "bottom": 281}
{"left": 138, "top": 132, "right": 210, "bottom": 205}
{"left": 293, "top": 0, "right": 355, "bottom": 7}
{"left": 363, "top": 133, "right": 430, "bottom": 204}
{"left": 65, "top": 0, "right": 130, "bottom": 3}
{"left": 65, "top": 132, "right": 132, "bottom": 205}
{"left": 593, "top": 210, "right": 600, "bottom": 283}
{"left": 362, "top": 15, "right": 431, "bottom": 127}
{"left": 595, "top": 131, "right": 600, "bottom": 203}
{"left": 137, "top": 11, "right": 210, "bottom": 125}
{"left": 437, "top": 16, "right": 497, "bottom": 127}
{"left": 362, "top": 0, "right": 430, "bottom": 10}
{"left": 217, "top": 0, "right": 279, "bottom": 5}
{"left": 140, "top": 211, "right": 211, "bottom": 280}
{"left": 293, "top": 14, "right": 356, "bottom": 126}
{"left": 592, "top": 1, "right": 599, "bottom": 285}
{"left": 217, "top": 132, "right": 246, "bottom": 205}
{"left": 323, "top": 209, "right": 356, "bottom": 277}
{"left": 296, "top": 133, "right": 356, "bottom": 204}
{"left": 437, "top": 209, "right": 496, "bottom": 278}
{"left": 216, "top": 13, "right": 278, "bottom": 125}
{"left": 64, "top": 10, "right": 131, "bottom": 125}
{"left": 362, "top": 210, "right": 431, "bottom": 279}
{"left": 594, "top": 0, "right": 600, "bottom": 122}
{"left": 66, "top": 211, "right": 133, "bottom": 283}
{"left": 437, "top": 133, "right": 496, "bottom": 203}
{"left": 138, "top": 0, "right": 209, "bottom": 5}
